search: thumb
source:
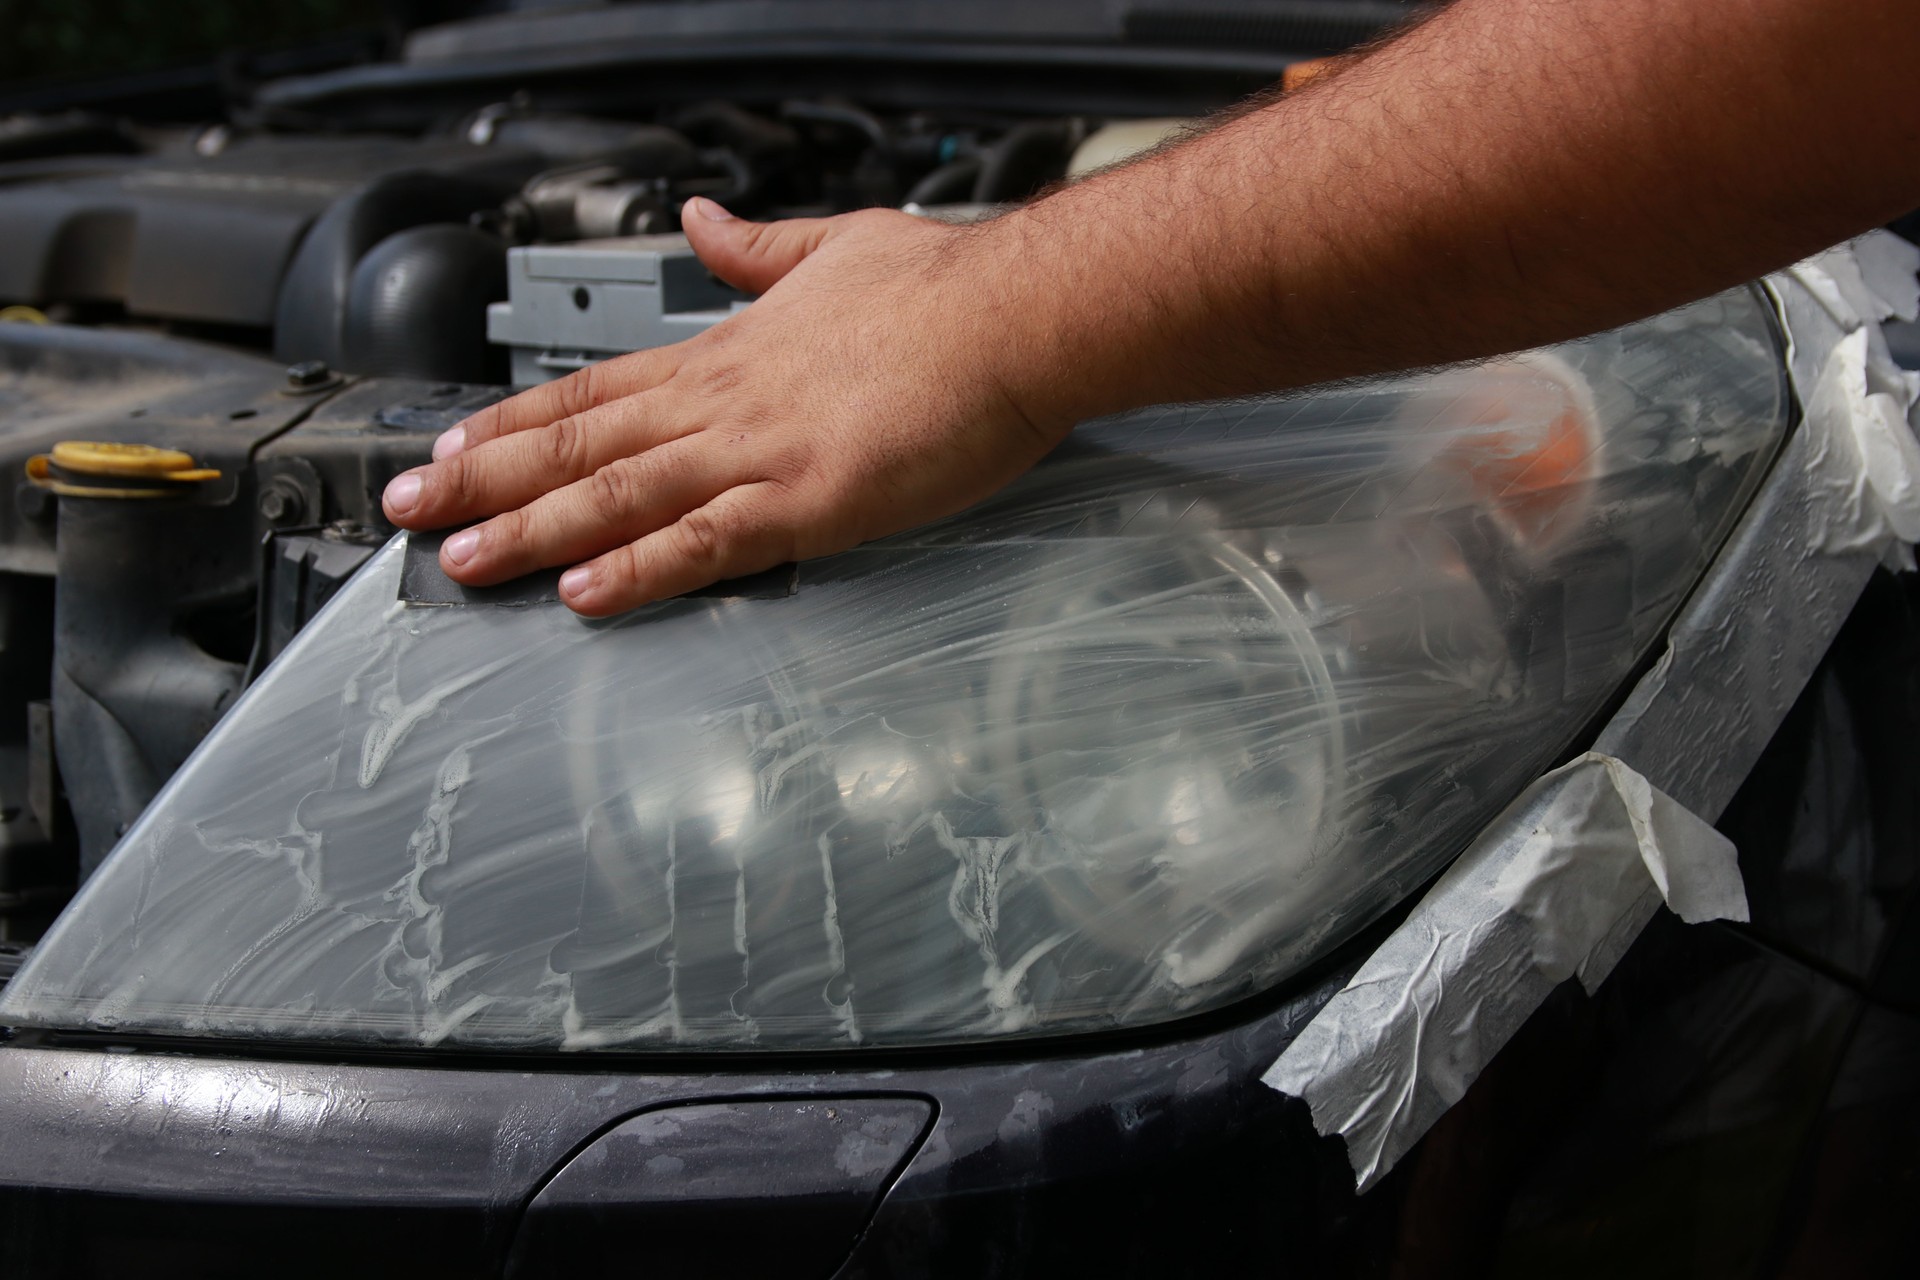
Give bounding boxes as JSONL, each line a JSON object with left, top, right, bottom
{"left": 682, "top": 198, "right": 838, "bottom": 296}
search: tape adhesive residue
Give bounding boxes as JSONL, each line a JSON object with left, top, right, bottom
{"left": 1260, "top": 752, "right": 1747, "bottom": 1192}
{"left": 1775, "top": 232, "right": 1920, "bottom": 566}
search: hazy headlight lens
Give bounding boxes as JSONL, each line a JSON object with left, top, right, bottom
{"left": 0, "top": 289, "right": 1789, "bottom": 1049}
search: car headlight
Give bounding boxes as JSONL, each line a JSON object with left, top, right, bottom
{"left": 0, "top": 288, "right": 1789, "bottom": 1051}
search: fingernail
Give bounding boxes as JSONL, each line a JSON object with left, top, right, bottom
{"left": 443, "top": 528, "right": 480, "bottom": 566}
{"left": 385, "top": 473, "right": 422, "bottom": 514}
{"left": 559, "top": 566, "right": 593, "bottom": 598}
{"left": 689, "top": 196, "right": 734, "bottom": 222}
{"left": 433, "top": 426, "right": 466, "bottom": 460}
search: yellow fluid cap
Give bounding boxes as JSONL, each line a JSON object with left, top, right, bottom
{"left": 48, "top": 441, "right": 220, "bottom": 482}
{"left": 26, "top": 440, "right": 223, "bottom": 499}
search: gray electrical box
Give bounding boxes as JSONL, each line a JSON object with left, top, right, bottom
{"left": 487, "top": 234, "right": 751, "bottom": 385}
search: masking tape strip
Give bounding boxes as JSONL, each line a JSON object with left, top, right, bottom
{"left": 1774, "top": 235, "right": 1920, "bottom": 566}
{"left": 1262, "top": 231, "right": 1920, "bottom": 1192}
{"left": 1261, "top": 752, "right": 1744, "bottom": 1191}
{"left": 1601, "top": 231, "right": 1920, "bottom": 822}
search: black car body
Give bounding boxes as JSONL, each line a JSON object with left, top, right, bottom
{"left": 1, "top": 3, "right": 1917, "bottom": 1276}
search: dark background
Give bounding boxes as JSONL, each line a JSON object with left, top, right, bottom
{"left": 0, "top": 1, "right": 454, "bottom": 85}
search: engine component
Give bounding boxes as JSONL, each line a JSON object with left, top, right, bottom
{"left": 341, "top": 224, "right": 510, "bottom": 385}
{"left": 0, "top": 320, "right": 507, "bottom": 877}
{"left": 273, "top": 169, "right": 530, "bottom": 371}
{"left": 0, "top": 576, "right": 61, "bottom": 942}
{"left": 25, "top": 441, "right": 222, "bottom": 500}
{"left": 485, "top": 145, "right": 750, "bottom": 247}
{"left": 469, "top": 110, "right": 702, "bottom": 169}
{"left": 0, "top": 139, "right": 540, "bottom": 334}
{"left": 670, "top": 101, "right": 805, "bottom": 174}
{"left": 491, "top": 162, "right": 680, "bottom": 243}
{"left": 250, "top": 524, "right": 389, "bottom": 679}
{"left": 51, "top": 491, "right": 255, "bottom": 872}
{"left": 970, "top": 118, "right": 1088, "bottom": 203}
{"left": 2, "top": 329, "right": 327, "bottom": 872}
{"left": 487, "top": 235, "right": 749, "bottom": 385}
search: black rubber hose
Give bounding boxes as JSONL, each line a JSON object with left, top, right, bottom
{"left": 779, "top": 100, "right": 890, "bottom": 152}
{"left": 274, "top": 173, "right": 520, "bottom": 368}
{"left": 487, "top": 115, "right": 701, "bottom": 171}
{"left": 971, "top": 120, "right": 1079, "bottom": 204}
{"left": 670, "top": 102, "right": 803, "bottom": 166}
{"left": 712, "top": 148, "right": 759, "bottom": 204}
{"left": 903, "top": 156, "right": 983, "bottom": 207}
{"left": 341, "top": 224, "right": 508, "bottom": 385}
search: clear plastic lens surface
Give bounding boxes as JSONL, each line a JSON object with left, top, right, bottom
{"left": 0, "top": 291, "right": 1789, "bottom": 1050}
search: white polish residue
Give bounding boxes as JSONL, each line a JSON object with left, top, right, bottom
{"left": 817, "top": 832, "right": 860, "bottom": 1043}
{"left": 380, "top": 745, "right": 487, "bottom": 1043}
{"left": 934, "top": 813, "right": 1021, "bottom": 962}
{"left": 0, "top": 288, "right": 1796, "bottom": 1051}
{"left": 358, "top": 653, "right": 516, "bottom": 788}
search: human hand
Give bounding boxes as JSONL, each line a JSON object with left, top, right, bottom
{"left": 380, "top": 198, "right": 1069, "bottom": 616}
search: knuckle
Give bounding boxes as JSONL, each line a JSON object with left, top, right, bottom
{"left": 541, "top": 414, "right": 590, "bottom": 474}
{"left": 607, "top": 541, "right": 643, "bottom": 588}
{"left": 480, "top": 506, "right": 533, "bottom": 564}
{"left": 436, "top": 455, "right": 478, "bottom": 508}
{"left": 580, "top": 360, "right": 614, "bottom": 404}
{"left": 677, "top": 506, "right": 728, "bottom": 565}
{"left": 485, "top": 505, "right": 530, "bottom": 555}
{"left": 554, "top": 367, "right": 600, "bottom": 421}
{"left": 737, "top": 220, "right": 774, "bottom": 252}
{"left": 584, "top": 460, "right": 639, "bottom": 520}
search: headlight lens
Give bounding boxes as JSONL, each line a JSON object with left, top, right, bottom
{"left": 0, "top": 289, "right": 1789, "bottom": 1050}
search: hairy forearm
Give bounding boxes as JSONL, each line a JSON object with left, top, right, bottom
{"left": 387, "top": 0, "right": 1920, "bottom": 614}
{"left": 993, "top": 0, "right": 1920, "bottom": 427}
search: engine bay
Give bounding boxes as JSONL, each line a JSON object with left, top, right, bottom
{"left": 1, "top": 98, "right": 1140, "bottom": 379}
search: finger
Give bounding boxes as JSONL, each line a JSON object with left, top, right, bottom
{"left": 439, "top": 437, "right": 744, "bottom": 587}
{"left": 682, "top": 198, "right": 841, "bottom": 296}
{"left": 558, "top": 482, "right": 799, "bottom": 617}
{"left": 433, "top": 345, "right": 680, "bottom": 461}
{"left": 383, "top": 390, "right": 692, "bottom": 530}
